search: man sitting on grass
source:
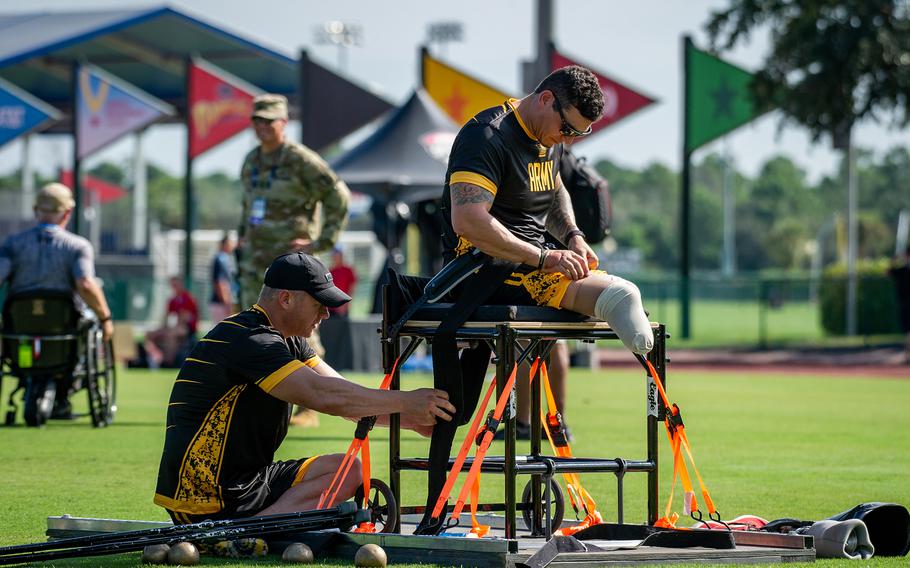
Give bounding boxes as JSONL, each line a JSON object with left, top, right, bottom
{"left": 154, "top": 252, "right": 455, "bottom": 524}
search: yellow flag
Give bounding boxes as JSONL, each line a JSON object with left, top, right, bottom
{"left": 422, "top": 50, "right": 511, "bottom": 124}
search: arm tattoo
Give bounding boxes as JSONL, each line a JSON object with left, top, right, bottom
{"left": 451, "top": 182, "right": 494, "bottom": 207}
{"left": 546, "top": 186, "right": 578, "bottom": 243}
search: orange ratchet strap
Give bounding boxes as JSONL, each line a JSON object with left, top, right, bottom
{"left": 317, "top": 356, "right": 402, "bottom": 533}
{"left": 534, "top": 361, "right": 603, "bottom": 536}
{"left": 447, "top": 362, "right": 521, "bottom": 533}
{"left": 636, "top": 354, "right": 720, "bottom": 528}
{"left": 426, "top": 361, "right": 527, "bottom": 535}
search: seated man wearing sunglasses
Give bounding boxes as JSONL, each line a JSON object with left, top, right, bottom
{"left": 443, "top": 63, "right": 654, "bottom": 359}
{"left": 416, "top": 65, "right": 653, "bottom": 534}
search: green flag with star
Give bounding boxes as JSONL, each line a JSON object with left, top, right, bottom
{"left": 685, "top": 39, "right": 764, "bottom": 153}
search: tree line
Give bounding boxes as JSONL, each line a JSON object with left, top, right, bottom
{"left": 600, "top": 145, "right": 909, "bottom": 273}
{"left": 1, "top": 145, "right": 906, "bottom": 274}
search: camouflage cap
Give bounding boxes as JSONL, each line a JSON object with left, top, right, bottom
{"left": 251, "top": 94, "right": 289, "bottom": 120}
{"left": 35, "top": 182, "right": 75, "bottom": 213}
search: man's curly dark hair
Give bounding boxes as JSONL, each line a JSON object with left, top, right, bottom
{"left": 535, "top": 65, "right": 604, "bottom": 122}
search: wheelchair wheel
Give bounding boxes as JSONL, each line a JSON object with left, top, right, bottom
{"left": 521, "top": 477, "right": 565, "bottom": 533}
{"left": 23, "top": 377, "right": 56, "bottom": 427}
{"left": 87, "top": 339, "right": 117, "bottom": 427}
{"left": 353, "top": 479, "right": 399, "bottom": 533}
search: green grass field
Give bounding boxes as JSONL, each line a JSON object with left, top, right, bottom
{"left": 644, "top": 299, "right": 823, "bottom": 347}
{"left": 0, "top": 366, "right": 908, "bottom": 567}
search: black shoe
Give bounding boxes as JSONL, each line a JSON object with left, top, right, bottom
{"left": 414, "top": 510, "right": 447, "bottom": 536}
{"left": 492, "top": 421, "right": 532, "bottom": 441}
{"left": 50, "top": 399, "right": 74, "bottom": 420}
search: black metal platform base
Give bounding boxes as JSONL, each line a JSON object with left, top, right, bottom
{"left": 45, "top": 515, "right": 816, "bottom": 567}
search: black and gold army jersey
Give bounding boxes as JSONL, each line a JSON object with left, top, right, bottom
{"left": 441, "top": 99, "right": 563, "bottom": 260}
{"left": 154, "top": 304, "right": 319, "bottom": 516}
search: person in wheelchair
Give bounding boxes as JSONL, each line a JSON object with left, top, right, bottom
{"left": 0, "top": 183, "right": 114, "bottom": 422}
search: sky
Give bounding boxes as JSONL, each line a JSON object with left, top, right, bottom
{"left": 1, "top": 0, "right": 908, "bottom": 185}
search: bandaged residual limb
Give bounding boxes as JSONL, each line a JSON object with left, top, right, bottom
{"left": 593, "top": 275, "right": 654, "bottom": 354}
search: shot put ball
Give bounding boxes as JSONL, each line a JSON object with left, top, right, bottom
{"left": 167, "top": 541, "right": 200, "bottom": 566}
{"left": 141, "top": 544, "right": 170, "bottom": 564}
{"left": 282, "top": 542, "right": 314, "bottom": 563}
{"left": 354, "top": 543, "right": 387, "bottom": 567}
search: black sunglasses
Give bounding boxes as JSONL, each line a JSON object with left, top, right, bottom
{"left": 552, "top": 97, "right": 593, "bottom": 138}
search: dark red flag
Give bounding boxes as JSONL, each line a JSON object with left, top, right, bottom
{"left": 552, "top": 50, "right": 656, "bottom": 138}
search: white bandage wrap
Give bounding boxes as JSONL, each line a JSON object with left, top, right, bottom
{"left": 593, "top": 276, "right": 654, "bottom": 354}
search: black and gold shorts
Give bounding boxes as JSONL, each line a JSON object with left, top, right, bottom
{"left": 499, "top": 268, "right": 608, "bottom": 308}
{"left": 166, "top": 456, "right": 319, "bottom": 525}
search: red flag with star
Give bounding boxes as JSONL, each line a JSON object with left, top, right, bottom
{"left": 552, "top": 49, "right": 656, "bottom": 139}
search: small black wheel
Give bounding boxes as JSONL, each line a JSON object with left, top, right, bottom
{"left": 521, "top": 477, "right": 565, "bottom": 533}
{"left": 88, "top": 340, "right": 117, "bottom": 427}
{"left": 353, "top": 478, "right": 399, "bottom": 533}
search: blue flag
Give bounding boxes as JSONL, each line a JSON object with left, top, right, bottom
{"left": 0, "top": 78, "right": 60, "bottom": 148}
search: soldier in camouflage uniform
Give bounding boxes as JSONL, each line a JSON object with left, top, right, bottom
{"left": 238, "top": 94, "right": 350, "bottom": 308}
{"left": 239, "top": 94, "right": 350, "bottom": 428}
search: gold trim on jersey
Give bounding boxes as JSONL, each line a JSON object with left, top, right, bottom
{"left": 251, "top": 304, "right": 274, "bottom": 326}
{"left": 450, "top": 171, "right": 497, "bottom": 196}
{"left": 303, "top": 356, "right": 321, "bottom": 368}
{"left": 160, "top": 383, "right": 248, "bottom": 514}
{"left": 185, "top": 357, "right": 214, "bottom": 365}
{"left": 200, "top": 338, "right": 230, "bottom": 344}
{"left": 257, "top": 359, "right": 305, "bottom": 393}
{"left": 507, "top": 98, "right": 538, "bottom": 143}
{"left": 220, "top": 320, "right": 248, "bottom": 329}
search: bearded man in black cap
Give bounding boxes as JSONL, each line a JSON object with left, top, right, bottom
{"left": 154, "top": 252, "right": 455, "bottom": 524}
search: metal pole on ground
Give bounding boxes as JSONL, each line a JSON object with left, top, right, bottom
{"left": 680, "top": 36, "right": 693, "bottom": 339}
{"left": 131, "top": 129, "right": 148, "bottom": 251}
{"left": 183, "top": 57, "right": 196, "bottom": 289}
{"left": 846, "top": 131, "right": 858, "bottom": 336}
{"left": 20, "top": 135, "right": 33, "bottom": 220}
{"left": 72, "top": 62, "right": 83, "bottom": 236}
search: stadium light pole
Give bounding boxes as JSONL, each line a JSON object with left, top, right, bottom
{"left": 426, "top": 21, "right": 463, "bottom": 58}
{"left": 313, "top": 21, "right": 362, "bottom": 73}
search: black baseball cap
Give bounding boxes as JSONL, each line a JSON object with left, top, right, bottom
{"left": 263, "top": 253, "right": 352, "bottom": 308}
